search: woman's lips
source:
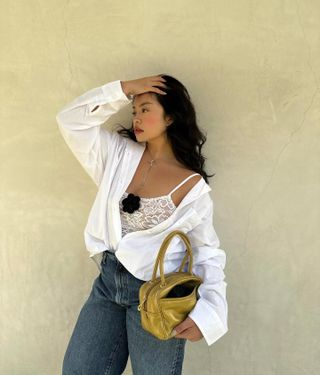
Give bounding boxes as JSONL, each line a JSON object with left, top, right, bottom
{"left": 134, "top": 129, "right": 144, "bottom": 134}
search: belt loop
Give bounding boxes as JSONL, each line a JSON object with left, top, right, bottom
{"left": 101, "top": 251, "right": 107, "bottom": 265}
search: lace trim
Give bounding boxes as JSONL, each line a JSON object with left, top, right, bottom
{"left": 119, "top": 192, "right": 176, "bottom": 235}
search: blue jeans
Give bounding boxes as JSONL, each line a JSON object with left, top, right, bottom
{"left": 62, "top": 250, "right": 187, "bottom": 374}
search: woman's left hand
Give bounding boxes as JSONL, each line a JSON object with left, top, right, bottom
{"left": 172, "top": 316, "right": 203, "bottom": 342}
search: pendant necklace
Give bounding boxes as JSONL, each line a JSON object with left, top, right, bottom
{"left": 122, "top": 148, "right": 157, "bottom": 214}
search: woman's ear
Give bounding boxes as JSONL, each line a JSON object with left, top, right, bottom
{"left": 165, "top": 115, "right": 173, "bottom": 126}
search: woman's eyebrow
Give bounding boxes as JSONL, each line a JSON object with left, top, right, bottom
{"left": 132, "top": 102, "right": 153, "bottom": 108}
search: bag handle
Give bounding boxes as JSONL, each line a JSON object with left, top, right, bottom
{"left": 151, "top": 230, "right": 195, "bottom": 287}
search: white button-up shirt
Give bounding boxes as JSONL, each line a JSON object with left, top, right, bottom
{"left": 56, "top": 79, "right": 228, "bottom": 346}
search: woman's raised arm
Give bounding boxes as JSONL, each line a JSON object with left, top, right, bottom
{"left": 55, "top": 80, "right": 131, "bottom": 186}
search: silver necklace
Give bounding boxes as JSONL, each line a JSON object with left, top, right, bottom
{"left": 122, "top": 148, "right": 157, "bottom": 214}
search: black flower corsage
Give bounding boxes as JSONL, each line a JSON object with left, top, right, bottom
{"left": 122, "top": 193, "right": 141, "bottom": 214}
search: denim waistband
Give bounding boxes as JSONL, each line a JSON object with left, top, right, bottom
{"left": 104, "top": 249, "right": 115, "bottom": 255}
{"left": 101, "top": 250, "right": 147, "bottom": 283}
{"left": 102, "top": 249, "right": 117, "bottom": 263}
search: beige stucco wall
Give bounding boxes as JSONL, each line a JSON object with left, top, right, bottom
{"left": 1, "top": 1, "right": 319, "bottom": 374}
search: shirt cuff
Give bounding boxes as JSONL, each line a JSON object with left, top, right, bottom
{"left": 101, "top": 80, "right": 132, "bottom": 103}
{"left": 188, "top": 297, "right": 228, "bottom": 346}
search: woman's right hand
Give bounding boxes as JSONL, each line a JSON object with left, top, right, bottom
{"left": 121, "top": 75, "right": 168, "bottom": 98}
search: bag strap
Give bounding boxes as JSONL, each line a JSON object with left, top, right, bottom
{"left": 151, "top": 230, "right": 194, "bottom": 286}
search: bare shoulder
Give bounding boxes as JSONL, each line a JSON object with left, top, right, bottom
{"left": 170, "top": 166, "right": 203, "bottom": 207}
{"left": 179, "top": 169, "right": 203, "bottom": 190}
{"left": 171, "top": 164, "right": 202, "bottom": 185}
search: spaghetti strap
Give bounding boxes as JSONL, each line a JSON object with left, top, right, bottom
{"left": 168, "top": 173, "right": 201, "bottom": 196}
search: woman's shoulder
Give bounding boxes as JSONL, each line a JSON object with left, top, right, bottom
{"left": 168, "top": 166, "right": 203, "bottom": 207}
{"left": 173, "top": 164, "right": 203, "bottom": 181}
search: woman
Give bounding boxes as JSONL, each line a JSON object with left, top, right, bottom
{"left": 56, "top": 74, "right": 228, "bottom": 374}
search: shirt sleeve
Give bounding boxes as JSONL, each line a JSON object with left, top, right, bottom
{"left": 187, "top": 194, "right": 229, "bottom": 346}
{"left": 55, "top": 80, "right": 132, "bottom": 186}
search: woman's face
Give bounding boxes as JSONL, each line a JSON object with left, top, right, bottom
{"left": 131, "top": 93, "right": 172, "bottom": 142}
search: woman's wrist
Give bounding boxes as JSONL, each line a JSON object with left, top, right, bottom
{"left": 120, "top": 81, "right": 135, "bottom": 99}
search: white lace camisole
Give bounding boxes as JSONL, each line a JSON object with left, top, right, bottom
{"left": 119, "top": 173, "right": 201, "bottom": 237}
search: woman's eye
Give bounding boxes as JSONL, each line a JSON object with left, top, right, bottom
{"left": 132, "top": 109, "right": 148, "bottom": 115}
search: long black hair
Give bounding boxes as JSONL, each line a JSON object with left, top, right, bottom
{"left": 116, "top": 74, "right": 215, "bottom": 184}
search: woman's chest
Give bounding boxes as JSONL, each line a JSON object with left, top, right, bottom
{"left": 125, "top": 157, "right": 198, "bottom": 207}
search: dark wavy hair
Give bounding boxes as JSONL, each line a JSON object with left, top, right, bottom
{"left": 116, "top": 74, "right": 215, "bottom": 184}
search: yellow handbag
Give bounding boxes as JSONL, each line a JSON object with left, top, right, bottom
{"left": 137, "top": 229, "right": 203, "bottom": 340}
